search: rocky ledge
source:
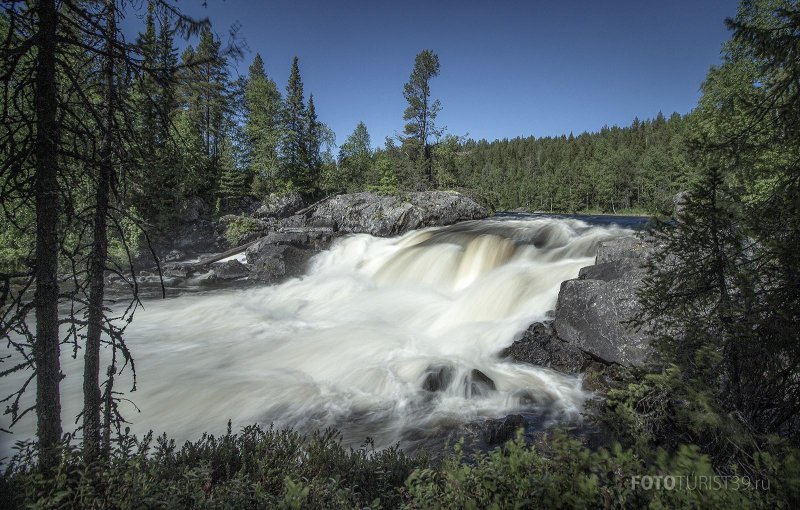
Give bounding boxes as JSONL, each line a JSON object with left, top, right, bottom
{"left": 310, "top": 190, "right": 488, "bottom": 237}
{"left": 502, "top": 235, "right": 657, "bottom": 392}
{"left": 131, "top": 190, "right": 487, "bottom": 289}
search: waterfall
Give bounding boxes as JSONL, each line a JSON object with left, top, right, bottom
{"left": 0, "top": 217, "right": 630, "bottom": 455}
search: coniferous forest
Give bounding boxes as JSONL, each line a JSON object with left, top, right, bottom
{"left": 1, "top": 0, "right": 800, "bottom": 508}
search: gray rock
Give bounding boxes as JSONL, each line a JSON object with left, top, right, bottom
{"left": 211, "top": 259, "right": 250, "bottom": 280}
{"left": 172, "top": 220, "right": 225, "bottom": 254}
{"left": 501, "top": 321, "right": 590, "bottom": 373}
{"left": 164, "top": 249, "right": 185, "bottom": 262}
{"left": 279, "top": 214, "right": 308, "bottom": 229}
{"left": 595, "top": 236, "right": 653, "bottom": 265}
{"left": 254, "top": 192, "right": 305, "bottom": 219}
{"left": 552, "top": 273, "right": 650, "bottom": 366}
{"left": 513, "top": 235, "right": 657, "bottom": 368}
{"left": 246, "top": 243, "right": 315, "bottom": 283}
{"left": 310, "top": 191, "right": 487, "bottom": 237}
{"left": 578, "top": 261, "right": 643, "bottom": 282}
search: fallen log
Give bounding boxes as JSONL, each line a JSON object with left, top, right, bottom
{"left": 187, "top": 238, "right": 262, "bottom": 269}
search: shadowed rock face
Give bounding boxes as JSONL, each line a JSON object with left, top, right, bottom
{"left": 310, "top": 191, "right": 488, "bottom": 237}
{"left": 551, "top": 236, "right": 655, "bottom": 366}
{"left": 505, "top": 235, "right": 657, "bottom": 373}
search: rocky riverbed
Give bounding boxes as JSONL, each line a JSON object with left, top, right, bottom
{"left": 120, "top": 190, "right": 489, "bottom": 295}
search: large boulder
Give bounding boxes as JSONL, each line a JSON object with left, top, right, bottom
{"left": 244, "top": 227, "right": 334, "bottom": 283}
{"left": 550, "top": 236, "right": 654, "bottom": 366}
{"left": 245, "top": 243, "right": 316, "bottom": 283}
{"left": 310, "top": 191, "right": 488, "bottom": 237}
{"left": 254, "top": 192, "right": 305, "bottom": 219}
{"left": 210, "top": 259, "right": 250, "bottom": 281}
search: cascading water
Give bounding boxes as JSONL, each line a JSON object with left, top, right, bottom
{"left": 0, "top": 217, "right": 630, "bottom": 456}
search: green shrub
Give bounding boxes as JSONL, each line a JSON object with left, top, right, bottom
{"left": 2, "top": 424, "right": 426, "bottom": 509}
{"left": 223, "top": 216, "right": 265, "bottom": 247}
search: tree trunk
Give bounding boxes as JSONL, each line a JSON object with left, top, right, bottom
{"left": 83, "top": 0, "right": 115, "bottom": 460}
{"left": 33, "top": 0, "right": 63, "bottom": 470}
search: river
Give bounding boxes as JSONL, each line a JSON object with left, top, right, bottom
{"left": 0, "top": 214, "right": 644, "bottom": 457}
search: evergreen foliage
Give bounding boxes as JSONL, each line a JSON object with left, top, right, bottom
{"left": 455, "top": 113, "right": 690, "bottom": 213}
{"left": 335, "top": 122, "right": 373, "bottom": 192}
{"left": 279, "top": 57, "right": 308, "bottom": 192}
{"left": 634, "top": 0, "right": 800, "bottom": 441}
{"left": 243, "top": 54, "right": 282, "bottom": 196}
{"left": 401, "top": 49, "right": 443, "bottom": 187}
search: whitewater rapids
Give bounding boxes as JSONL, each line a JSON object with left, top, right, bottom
{"left": 0, "top": 217, "right": 630, "bottom": 456}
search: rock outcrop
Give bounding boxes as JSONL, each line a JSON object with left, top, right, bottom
{"left": 507, "top": 235, "right": 657, "bottom": 385}
{"left": 254, "top": 192, "right": 306, "bottom": 219}
{"left": 310, "top": 191, "right": 488, "bottom": 237}
{"left": 551, "top": 236, "right": 654, "bottom": 366}
{"left": 244, "top": 228, "right": 334, "bottom": 283}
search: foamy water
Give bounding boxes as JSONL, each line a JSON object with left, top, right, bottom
{"left": 0, "top": 217, "right": 629, "bottom": 456}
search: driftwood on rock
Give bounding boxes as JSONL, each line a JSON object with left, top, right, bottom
{"left": 187, "top": 238, "right": 262, "bottom": 269}
{"left": 293, "top": 195, "right": 332, "bottom": 217}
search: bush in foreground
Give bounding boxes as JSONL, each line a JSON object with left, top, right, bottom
{"left": 2, "top": 421, "right": 799, "bottom": 509}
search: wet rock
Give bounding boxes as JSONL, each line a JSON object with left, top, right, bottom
{"left": 465, "top": 369, "right": 496, "bottom": 397}
{"left": 481, "top": 414, "right": 527, "bottom": 445}
{"left": 254, "top": 191, "right": 305, "bottom": 219}
{"left": 310, "top": 191, "right": 487, "bottom": 237}
{"left": 421, "top": 364, "right": 455, "bottom": 392}
{"left": 211, "top": 259, "right": 250, "bottom": 280}
{"left": 245, "top": 243, "right": 315, "bottom": 284}
{"left": 513, "top": 390, "right": 555, "bottom": 409}
{"left": 161, "top": 262, "right": 190, "bottom": 278}
{"left": 501, "top": 321, "right": 589, "bottom": 373}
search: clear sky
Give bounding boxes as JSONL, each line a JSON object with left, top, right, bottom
{"left": 124, "top": 0, "right": 740, "bottom": 147}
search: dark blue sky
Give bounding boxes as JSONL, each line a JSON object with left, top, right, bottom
{"left": 125, "top": 0, "right": 739, "bottom": 147}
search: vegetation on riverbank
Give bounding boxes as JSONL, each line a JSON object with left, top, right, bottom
{"left": 2, "top": 418, "right": 797, "bottom": 509}
{"left": 2, "top": 0, "right": 800, "bottom": 507}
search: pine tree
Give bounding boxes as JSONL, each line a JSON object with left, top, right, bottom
{"left": 636, "top": 0, "right": 800, "bottom": 436}
{"left": 243, "top": 53, "right": 282, "bottom": 194}
{"left": 402, "top": 49, "right": 443, "bottom": 187}
{"left": 279, "top": 56, "right": 307, "bottom": 191}
{"left": 174, "top": 29, "right": 230, "bottom": 199}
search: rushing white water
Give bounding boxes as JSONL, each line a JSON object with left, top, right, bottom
{"left": 0, "top": 217, "right": 630, "bottom": 456}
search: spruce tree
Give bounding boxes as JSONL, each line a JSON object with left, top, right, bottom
{"left": 338, "top": 121, "right": 373, "bottom": 191}
{"left": 243, "top": 53, "right": 282, "bottom": 194}
{"left": 303, "top": 94, "right": 322, "bottom": 193}
{"left": 279, "top": 56, "right": 307, "bottom": 191}
{"left": 217, "top": 138, "right": 248, "bottom": 206}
